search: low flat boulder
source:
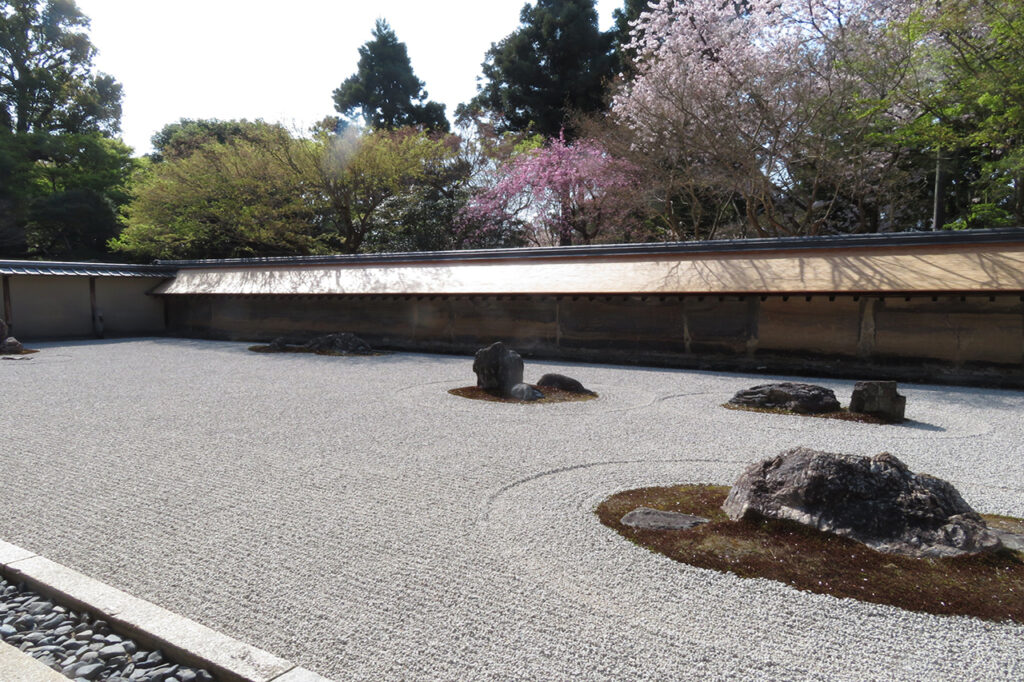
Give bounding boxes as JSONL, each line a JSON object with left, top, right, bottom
{"left": 508, "top": 382, "right": 543, "bottom": 401}
{"left": 304, "top": 332, "right": 372, "bottom": 354}
{"left": 536, "top": 373, "right": 596, "bottom": 395}
{"left": 0, "top": 337, "right": 23, "bottom": 354}
{"left": 473, "top": 342, "right": 524, "bottom": 395}
{"left": 728, "top": 382, "right": 840, "bottom": 414}
{"left": 267, "top": 337, "right": 292, "bottom": 352}
{"left": 722, "top": 447, "right": 1002, "bottom": 558}
{"left": 621, "top": 507, "right": 709, "bottom": 531}
{"left": 850, "top": 381, "right": 906, "bottom": 422}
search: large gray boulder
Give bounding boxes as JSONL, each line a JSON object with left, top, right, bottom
{"left": 304, "top": 332, "right": 372, "bottom": 354}
{"left": 473, "top": 342, "right": 524, "bottom": 395}
{"left": 849, "top": 381, "right": 906, "bottom": 422}
{"left": 536, "top": 373, "right": 596, "bottom": 395}
{"left": 722, "top": 447, "right": 1002, "bottom": 557}
{"left": 728, "top": 382, "right": 840, "bottom": 414}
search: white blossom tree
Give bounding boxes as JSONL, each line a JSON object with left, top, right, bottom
{"left": 612, "top": 0, "right": 921, "bottom": 236}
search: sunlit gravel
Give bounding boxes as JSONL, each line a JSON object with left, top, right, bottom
{"left": 2, "top": 339, "right": 1022, "bottom": 680}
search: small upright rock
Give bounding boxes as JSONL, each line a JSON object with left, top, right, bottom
{"left": 728, "top": 382, "right": 840, "bottom": 414}
{"left": 0, "top": 336, "right": 22, "bottom": 354}
{"left": 536, "top": 373, "right": 596, "bottom": 395}
{"left": 472, "top": 342, "right": 524, "bottom": 395}
{"left": 849, "top": 381, "right": 906, "bottom": 422}
{"left": 0, "top": 317, "right": 7, "bottom": 339}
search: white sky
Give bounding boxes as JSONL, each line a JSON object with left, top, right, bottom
{"left": 75, "top": 0, "right": 621, "bottom": 154}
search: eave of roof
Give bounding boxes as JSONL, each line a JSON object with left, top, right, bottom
{"left": 153, "top": 229, "right": 1024, "bottom": 297}
{"left": 0, "top": 260, "right": 177, "bottom": 278}
{"left": 156, "top": 228, "right": 1024, "bottom": 269}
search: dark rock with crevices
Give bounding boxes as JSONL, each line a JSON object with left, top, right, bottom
{"left": 304, "top": 332, "right": 372, "bottom": 354}
{"left": 849, "top": 381, "right": 906, "bottom": 422}
{"left": 722, "top": 447, "right": 1002, "bottom": 557}
{"left": 473, "top": 342, "right": 524, "bottom": 395}
{"left": 0, "top": 336, "right": 23, "bottom": 354}
{"left": 536, "top": 373, "right": 596, "bottom": 395}
{"left": 728, "top": 382, "right": 840, "bottom": 414}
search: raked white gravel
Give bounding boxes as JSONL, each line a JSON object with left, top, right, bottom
{"left": 2, "top": 338, "right": 1022, "bottom": 680}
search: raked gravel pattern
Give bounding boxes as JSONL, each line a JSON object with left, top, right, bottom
{"left": 1, "top": 338, "right": 1023, "bottom": 681}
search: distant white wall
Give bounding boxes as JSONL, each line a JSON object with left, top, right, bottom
{"left": 4, "top": 275, "right": 166, "bottom": 340}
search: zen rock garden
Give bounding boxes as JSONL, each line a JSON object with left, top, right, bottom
{"left": 464, "top": 341, "right": 596, "bottom": 402}
{"left": 728, "top": 380, "right": 907, "bottom": 422}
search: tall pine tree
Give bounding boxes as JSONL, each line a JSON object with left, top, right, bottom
{"left": 459, "top": 0, "right": 613, "bottom": 140}
{"left": 333, "top": 20, "right": 448, "bottom": 133}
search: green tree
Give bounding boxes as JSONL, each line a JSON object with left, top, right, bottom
{"left": 609, "top": 0, "right": 647, "bottom": 73}
{"left": 0, "top": 0, "right": 121, "bottom": 135}
{"left": 149, "top": 118, "right": 267, "bottom": 163}
{"left": 112, "top": 122, "right": 321, "bottom": 260}
{"left": 333, "top": 20, "right": 448, "bottom": 132}
{"left": 314, "top": 127, "right": 461, "bottom": 253}
{"left": 0, "top": 0, "right": 124, "bottom": 258}
{"left": 458, "top": 0, "right": 613, "bottom": 139}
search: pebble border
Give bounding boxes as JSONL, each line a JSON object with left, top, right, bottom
{"left": 0, "top": 540, "right": 331, "bottom": 682}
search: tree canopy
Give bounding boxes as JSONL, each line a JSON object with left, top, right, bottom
{"left": 333, "top": 19, "right": 448, "bottom": 133}
{"left": 0, "top": 0, "right": 126, "bottom": 258}
{"left": 458, "top": 0, "right": 613, "bottom": 139}
{"left": 0, "top": 0, "right": 121, "bottom": 135}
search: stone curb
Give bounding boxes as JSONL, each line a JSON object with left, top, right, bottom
{"left": 0, "top": 640, "right": 67, "bottom": 681}
{"left": 0, "top": 540, "right": 332, "bottom": 682}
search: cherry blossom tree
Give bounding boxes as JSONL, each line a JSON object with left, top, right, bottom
{"left": 460, "top": 134, "right": 647, "bottom": 246}
{"left": 612, "top": 0, "right": 920, "bottom": 236}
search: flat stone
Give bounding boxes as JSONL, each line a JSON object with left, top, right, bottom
{"left": 536, "top": 373, "right": 595, "bottom": 395}
{"left": 508, "top": 383, "right": 543, "bottom": 401}
{"left": 993, "top": 529, "right": 1024, "bottom": 552}
{"left": 728, "top": 382, "right": 840, "bottom": 414}
{"left": 621, "top": 507, "right": 709, "bottom": 531}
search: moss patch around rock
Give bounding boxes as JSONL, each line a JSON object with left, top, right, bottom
{"left": 597, "top": 484, "right": 1024, "bottom": 622}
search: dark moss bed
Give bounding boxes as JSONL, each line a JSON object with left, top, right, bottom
{"left": 722, "top": 402, "right": 904, "bottom": 424}
{"left": 248, "top": 345, "right": 386, "bottom": 357}
{"left": 0, "top": 348, "right": 38, "bottom": 356}
{"left": 449, "top": 385, "right": 598, "bottom": 404}
{"left": 597, "top": 484, "right": 1024, "bottom": 622}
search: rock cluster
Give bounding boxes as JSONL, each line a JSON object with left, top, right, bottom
{"left": 0, "top": 577, "right": 213, "bottom": 681}
{"left": 262, "top": 332, "right": 373, "bottom": 354}
{"left": 728, "top": 382, "right": 840, "bottom": 414}
{"left": 722, "top": 447, "right": 1003, "bottom": 558}
{"left": 303, "top": 332, "right": 372, "bottom": 354}
{"left": 471, "top": 342, "right": 595, "bottom": 402}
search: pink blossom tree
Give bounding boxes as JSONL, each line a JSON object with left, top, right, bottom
{"left": 461, "top": 134, "right": 647, "bottom": 246}
{"left": 612, "top": 0, "right": 921, "bottom": 236}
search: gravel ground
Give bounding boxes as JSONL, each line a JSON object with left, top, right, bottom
{"left": 2, "top": 338, "right": 1022, "bottom": 681}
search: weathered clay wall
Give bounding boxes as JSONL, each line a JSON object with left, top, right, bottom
{"left": 163, "top": 293, "right": 1024, "bottom": 386}
{"left": 2, "top": 275, "right": 166, "bottom": 340}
